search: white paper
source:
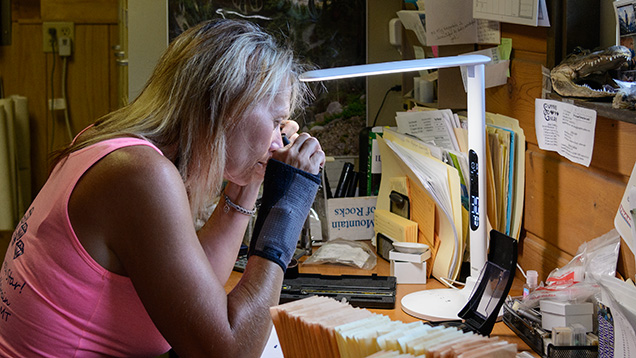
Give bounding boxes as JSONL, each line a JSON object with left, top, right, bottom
{"left": 397, "top": 10, "right": 428, "bottom": 46}
{"left": 537, "top": 0, "right": 550, "bottom": 27}
{"left": 395, "top": 110, "right": 459, "bottom": 151}
{"left": 599, "top": 281, "right": 636, "bottom": 358}
{"left": 459, "top": 47, "right": 508, "bottom": 89}
{"left": 473, "top": 0, "right": 548, "bottom": 27}
{"left": 476, "top": 19, "right": 501, "bottom": 44}
{"left": 260, "top": 326, "right": 283, "bottom": 358}
{"left": 425, "top": 0, "right": 500, "bottom": 46}
{"left": 614, "top": 162, "right": 636, "bottom": 256}
{"left": 535, "top": 99, "right": 597, "bottom": 167}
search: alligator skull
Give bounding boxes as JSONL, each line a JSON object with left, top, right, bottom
{"left": 550, "top": 45, "right": 632, "bottom": 98}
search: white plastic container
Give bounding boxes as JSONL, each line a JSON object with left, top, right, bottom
{"left": 540, "top": 300, "right": 594, "bottom": 332}
{"left": 389, "top": 249, "right": 429, "bottom": 284}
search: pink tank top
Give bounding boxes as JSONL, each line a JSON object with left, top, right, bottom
{"left": 0, "top": 138, "right": 171, "bottom": 357}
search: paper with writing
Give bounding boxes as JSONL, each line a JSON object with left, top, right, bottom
{"left": 485, "top": 113, "right": 525, "bottom": 240}
{"left": 425, "top": 0, "right": 500, "bottom": 46}
{"left": 395, "top": 110, "right": 459, "bottom": 152}
{"left": 473, "top": 0, "right": 548, "bottom": 27}
{"left": 535, "top": 99, "right": 597, "bottom": 167}
{"left": 377, "top": 129, "right": 463, "bottom": 281}
{"left": 614, "top": 162, "right": 636, "bottom": 256}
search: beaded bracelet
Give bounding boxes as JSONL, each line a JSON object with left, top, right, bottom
{"left": 223, "top": 194, "right": 257, "bottom": 216}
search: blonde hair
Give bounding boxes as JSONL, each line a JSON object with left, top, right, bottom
{"left": 52, "top": 19, "right": 312, "bottom": 220}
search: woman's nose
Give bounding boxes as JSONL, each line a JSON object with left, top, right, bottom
{"left": 270, "top": 128, "right": 284, "bottom": 151}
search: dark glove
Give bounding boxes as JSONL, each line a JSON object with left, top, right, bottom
{"left": 248, "top": 159, "right": 320, "bottom": 271}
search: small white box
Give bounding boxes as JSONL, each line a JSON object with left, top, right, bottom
{"left": 388, "top": 249, "right": 430, "bottom": 263}
{"left": 540, "top": 300, "right": 594, "bottom": 332}
{"left": 390, "top": 260, "right": 427, "bottom": 284}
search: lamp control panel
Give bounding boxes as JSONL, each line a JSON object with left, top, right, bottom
{"left": 469, "top": 149, "right": 479, "bottom": 231}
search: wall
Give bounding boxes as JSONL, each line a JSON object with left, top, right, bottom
{"left": 486, "top": 23, "right": 636, "bottom": 282}
{"left": 366, "top": 0, "right": 404, "bottom": 128}
{"left": 0, "top": 0, "right": 119, "bottom": 246}
{"left": 0, "top": 0, "right": 119, "bottom": 197}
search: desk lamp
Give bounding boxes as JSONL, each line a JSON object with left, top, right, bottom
{"left": 300, "top": 54, "right": 491, "bottom": 321}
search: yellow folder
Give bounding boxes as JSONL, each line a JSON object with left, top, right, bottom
{"left": 377, "top": 128, "right": 464, "bottom": 282}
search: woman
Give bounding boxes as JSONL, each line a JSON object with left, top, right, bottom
{"left": 0, "top": 19, "right": 324, "bottom": 357}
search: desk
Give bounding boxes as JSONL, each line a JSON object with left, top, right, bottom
{"left": 225, "top": 248, "right": 539, "bottom": 357}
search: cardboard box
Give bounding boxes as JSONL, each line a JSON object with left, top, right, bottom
{"left": 540, "top": 300, "right": 594, "bottom": 332}
{"left": 326, "top": 196, "right": 377, "bottom": 241}
{"left": 316, "top": 158, "right": 377, "bottom": 241}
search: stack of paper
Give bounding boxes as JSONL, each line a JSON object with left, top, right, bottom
{"left": 377, "top": 128, "right": 464, "bottom": 282}
{"left": 270, "top": 296, "right": 517, "bottom": 358}
{"left": 484, "top": 113, "right": 525, "bottom": 239}
{"left": 377, "top": 109, "right": 525, "bottom": 284}
{"left": 374, "top": 209, "right": 419, "bottom": 243}
{"left": 395, "top": 108, "right": 461, "bottom": 152}
{"left": 270, "top": 295, "right": 373, "bottom": 358}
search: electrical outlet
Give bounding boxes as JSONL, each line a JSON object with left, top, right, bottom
{"left": 48, "top": 98, "right": 67, "bottom": 110}
{"left": 42, "top": 22, "right": 74, "bottom": 53}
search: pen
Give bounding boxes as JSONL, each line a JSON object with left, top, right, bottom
{"left": 281, "top": 132, "right": 290, "bottom": 146}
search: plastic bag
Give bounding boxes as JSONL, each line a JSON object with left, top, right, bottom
{"left": 519, "top": 229, "right": 620, "bottom": 309}
{"left": 519, "top": 281, "right": 600, "bottom": 310}
{"left": 303, "top": 239, "right": 377, "bottom": 270}
{"left": 545, "top": 229, "right": 620, "bottom": 286}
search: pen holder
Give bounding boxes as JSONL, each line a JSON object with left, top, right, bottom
{"left": 298, "top": 216, "right": 312, "bottom": 256}
{"left": 312, "top": 172, "right": 330, "bottom": 242}
{"left": 312, "top": 159, "right": 378, "bottom": 242}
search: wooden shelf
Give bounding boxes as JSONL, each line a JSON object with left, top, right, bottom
{"left": 548, "top": 93, "right": 636, "bottom": 125}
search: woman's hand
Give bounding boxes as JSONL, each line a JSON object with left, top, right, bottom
{"left": 273, "top": 132, "right": 324, "bottom": 175}
{"left": 280, "top": 120, "right": 300, "bottom": 142}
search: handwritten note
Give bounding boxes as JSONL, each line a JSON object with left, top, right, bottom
{"left": 476, "top": 19, "right": 501, "bottom": 44}
{"left": 424, "top": 0, "right": 500, "bottom": 46}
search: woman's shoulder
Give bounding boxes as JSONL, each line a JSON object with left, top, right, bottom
{"left": 69, "top": 140, "right": 191, "bottom": 276}
{"left": 92, "top": 144, "right": 181, "bottom": 189}
{"left": 71, "top": 141, "right": 190, "bottom": 242}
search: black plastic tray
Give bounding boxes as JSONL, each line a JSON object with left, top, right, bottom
{"left": 280, "top": 273, "right": 396, "bottom": 309}
{"left": 503, "top": 300, "right": 598, "bottom": 358}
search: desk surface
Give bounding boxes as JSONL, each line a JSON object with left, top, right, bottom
{"left": 225, "top": 249, "right": 539, "bottom": 357}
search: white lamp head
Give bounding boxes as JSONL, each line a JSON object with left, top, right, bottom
{"left": 299, "top": 55, "right": 490, "bottom": 82}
